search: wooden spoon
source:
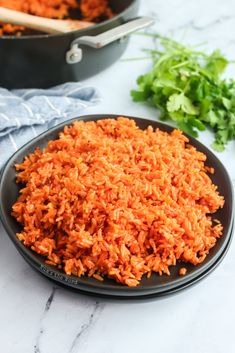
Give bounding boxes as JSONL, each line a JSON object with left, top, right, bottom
{"left": 0, "top": 7, "right": 94, "bottom": 34}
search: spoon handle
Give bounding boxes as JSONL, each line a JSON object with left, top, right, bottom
{"left": 0, "top": 7, "right": 67, "bottom": 34}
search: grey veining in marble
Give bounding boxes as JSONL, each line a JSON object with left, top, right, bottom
{"left": 0, "top": 1, "right": 235, "bottom": 353}
{"left": 69, "top": 301, "right": 104, "bottom": 353}
{"left": 34, "top": 287, "right": 58, "bottom": 353}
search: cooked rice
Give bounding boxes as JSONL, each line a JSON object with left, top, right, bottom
{"left": 12, "top": 117, "right": 224, "bottom": 287}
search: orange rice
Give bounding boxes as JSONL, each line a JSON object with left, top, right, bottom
{"left": 12, "top": 117, "right": 224, "bottom": 287}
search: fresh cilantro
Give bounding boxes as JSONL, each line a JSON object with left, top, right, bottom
{"left": 167, "top": 93, "right": 199, "bottom": 115}
{"left": 131, "top": 34, "right": 235, "bottom": 151}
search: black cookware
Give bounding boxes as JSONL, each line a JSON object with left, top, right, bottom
{"left": 0, "top": 0, "right": 153, "bottom": 88}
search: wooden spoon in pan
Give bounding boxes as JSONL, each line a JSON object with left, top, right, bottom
{"left": 0, "top": 7, "right": 94, "bottom": 34}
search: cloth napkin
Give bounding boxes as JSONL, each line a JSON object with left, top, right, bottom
{"left": 0, "top": 82, "right": 100, "bottom": 169}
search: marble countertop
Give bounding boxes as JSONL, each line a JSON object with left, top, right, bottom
{"left": 1, "top": 1, "right": 235, "bottom": 352}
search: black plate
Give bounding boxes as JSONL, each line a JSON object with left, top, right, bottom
{"left": 0, "top": 115, "right": 234, "bottom": 298}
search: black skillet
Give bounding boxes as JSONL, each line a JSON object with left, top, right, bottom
{"left": 0, "top": 0, "right": 154, "bottom": 89}
{"left": 0, "top": 115, "right": 234, "bottom": 298}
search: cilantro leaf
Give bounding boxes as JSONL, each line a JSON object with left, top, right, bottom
{"left": 167, "top": 93, "right": 199, "bottom": 115}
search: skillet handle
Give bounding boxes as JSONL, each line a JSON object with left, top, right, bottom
{"left": 66, "top": 17, "right": 154, "bottom": 64}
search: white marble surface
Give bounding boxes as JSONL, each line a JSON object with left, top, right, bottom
{"left": 1, "top": 1, "right": 235, "bottom": 352}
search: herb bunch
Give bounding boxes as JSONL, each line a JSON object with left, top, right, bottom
{"left": 131, "top": 34, "right": 235, "bottom": 151}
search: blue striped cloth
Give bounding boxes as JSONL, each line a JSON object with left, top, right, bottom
{"left": 0, "top": 82, "right": 100, "bottom": 169}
